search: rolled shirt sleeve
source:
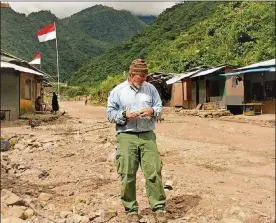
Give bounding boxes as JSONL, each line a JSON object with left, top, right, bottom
{"left": 106, "top": 91, "right": 126, "bottom": 125}
{"left": 151, "top": 86, "right": 163, "bottom": 119}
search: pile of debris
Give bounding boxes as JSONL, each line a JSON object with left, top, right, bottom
{"left": 175, "top": 108, "right": 232, "bottom": 118}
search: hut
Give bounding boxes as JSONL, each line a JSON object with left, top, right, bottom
{"left": 147, "top": 72, "right": 174, "bottom": 106}
{"left": 221, "top": 59, "right": 275, "bottom": 114}
{"left": 1, "top": 50, "right": 50, "bottom": 120}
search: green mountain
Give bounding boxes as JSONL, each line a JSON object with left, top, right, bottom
{"left": 71, "top": 2, "right": 275, "bottom": 86}
{"left": 1, "top": 5, "right": 146, "bottom": 81}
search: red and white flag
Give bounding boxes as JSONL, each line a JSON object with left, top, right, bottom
{"left": 29, "top": 53, "right": 41, "bottom": 65}
{"left": 37, "top": 23, "right": 56, "bottom": 42}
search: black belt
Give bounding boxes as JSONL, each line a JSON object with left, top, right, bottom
{"left": 119, "top": 131, "right": 152, "bottom": 135}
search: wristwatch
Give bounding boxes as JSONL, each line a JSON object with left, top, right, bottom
{"left": 122, "top": 110, "right": 126, "bottom": 119}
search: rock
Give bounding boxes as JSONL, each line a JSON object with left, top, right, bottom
{"left": 2, "top": 216, "right": 26, "bottom": 223}
{"left": 79, "top": 216, "right": 89, "bottom": 223}
{"left": 17, "top": 165, "right": 27, "bottom": 170}
{"left": 38, "top": 201, "right": 47, "bottom": 208}
{"left": 32, "top": 142, "right": 41, "bottom": 148}
{"left": 22, "top": 209, "right": 35, "bottom": 219}
{"left": 45, "top": 203, "right": 56, "bottom": 211}
{"left": 237, "top": 211, "right": 247, "bottom": 221}
{"left": 1, "top": 154, "right": 9, "bottom": 161}
{"left": 164, "top": 180, "right": 173, "bottom": 190}
{"left": 96, "top": 136, "right": 108, "bottom": 144}
{"left": 98, "top": 174, "right": 104, "bottom": 180}
{"left": 60, "top": 211, "right": 73, "bottom": 218}
{"left": 38, "top": 193, "right": 52, "bottom": 201}
{"left": 159, "top": 149, "right": 166, "bottom": 156}
{"left": 101, "top": 210, "right": 117, "bottom": 222}
{"left": 230, "top": 206, "right": 241, "bottom": 215}
{"left": 1, "top": 202, "right": 9, "bottom": 214}
{"left": 95, "top": 157, "right": 107, "bottom": 163}
{"left": 31, "top": 217, "right": 39, "bottom": 222}
{"left": 221, "top": 218, "right": 244, "bottom": 223}
{"left": 26, "top": 138, "right": 35, "bottom": 145}
{"left": 38, "top": 170, "right": 49, "bottom": 179}
{"left": 74, "top": 196, "right": 89, "bottom": 204}
{"left": 43, "top": 142, "right": 53, "bottom": 149}
{"left": 246, "top": 214, "right": 260, "bottom": 223}
{"left": 68, "top": 191, "right": 74, "bottom": 196}
{"left": 71, "top": 214, "right": 90, "bottom": 223}
{"left": 1, "top": 189, "right": 24, "bottom": 206}
{"left": 107, "top": 150, "right": 116, "bottom": 162}
{"left": 3, "top": 206, "right": 26, "bottom": 219}
{"left": 11, "top": 163, "right": 20, "bottom": 169}
{"left": 104, "top": 142, "right": 112, "bottom": 149}
{"left": 40, "top": 138, "right": 54, "bottom": 143}
{"left": 109, "top": 172, "right": 118, "bottom": 181}
{"left": 13, "top": 144, "right": 25, "bottom": 151}
{"left": 88, "top": 210, "right": 101, "bottom": 220}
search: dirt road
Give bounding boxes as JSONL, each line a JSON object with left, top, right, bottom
{"left": 1, "top": 101, "right": 275, "bottom": 223}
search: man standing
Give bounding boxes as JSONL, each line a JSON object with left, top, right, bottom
{"left": 52, "top": 92, "right": 59, "bottom": 114}
{"left": 106, "top": 59, "right": 167, "bottom": 223}
{"left": 84, "top": 96, "right": 88, "bottom": 106}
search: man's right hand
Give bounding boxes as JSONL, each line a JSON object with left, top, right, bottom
{"left": 126, "top": 111, "right": 139, "bottom": 120}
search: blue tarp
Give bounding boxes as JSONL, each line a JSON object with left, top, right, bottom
{"left": 235, "top": 58, "right": 275, "bottom": 70}
{"left": 220, "top": 67, "right": 275, "bottom": 77}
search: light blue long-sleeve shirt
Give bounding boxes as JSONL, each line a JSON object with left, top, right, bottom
{"left": 106, "top": 80, "right": 162, "bottom": 133}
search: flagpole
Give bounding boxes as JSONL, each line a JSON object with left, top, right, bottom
{"left": 54, "top": 22, "right": 60, "bottom": 101}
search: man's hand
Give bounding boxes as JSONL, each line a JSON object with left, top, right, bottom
{"left": 126, "top": 111, "right": 140, "bottom": 120}
{"left": 139, "top": 107, "right": 154, "bottom": 117}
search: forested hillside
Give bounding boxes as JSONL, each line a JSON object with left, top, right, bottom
{"left": 71, "top": 2, "right": 275, "bottom": 86}
{"left": 1, "top": 5, "right": 146, "bottom": 81}
{"left": 137, "top": 15, "right": 156, "bottom": 24}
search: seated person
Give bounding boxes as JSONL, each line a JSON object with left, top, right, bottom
{"left": 35, "top": 96, "right": 42, "bottom": 111}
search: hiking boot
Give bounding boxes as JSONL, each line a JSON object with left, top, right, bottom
{"left": 154, "top": 211, "right": 167, "bottom": 223}
{"left": 127, "top": 213, "right": 140, "bottom": 223}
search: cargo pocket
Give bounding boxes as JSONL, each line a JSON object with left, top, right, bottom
{"left": 115, "top": 151, "right": 125, "bottom": 179}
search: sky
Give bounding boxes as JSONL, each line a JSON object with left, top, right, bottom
{"left": 7, "top": 1, "right": 180, "bottom": 18}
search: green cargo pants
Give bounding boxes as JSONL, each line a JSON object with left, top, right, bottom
{"left": 115, "top": 131, "right": 166, "bottom": 215}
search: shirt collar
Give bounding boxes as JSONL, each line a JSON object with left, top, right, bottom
{"left": 127, "top": 79, "right": 140, "bottom": 93}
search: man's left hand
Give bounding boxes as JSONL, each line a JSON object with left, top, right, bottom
{"left": 139, "top": 107, "right": 154, "bottom": 117}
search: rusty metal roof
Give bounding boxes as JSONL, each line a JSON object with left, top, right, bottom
{"left": 166, "top": 70, "right": 201, "bottom": 85}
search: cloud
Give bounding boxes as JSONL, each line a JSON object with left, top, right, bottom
{"left": 8, "top": 1, "right": 179, "bottom": 18}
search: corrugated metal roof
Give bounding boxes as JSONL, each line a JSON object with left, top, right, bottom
{"left": 221, "top": 67, "right": 275, "bottom": 77}
{"left": 235, "top": 59, "right": 275, "bottom": 70}
{"left": 1, "top": 55, "right": 18, "bottom": 62}
{"left": 191, "top": 66, "right": 225, "bottom": 78}
{"left": 1, "top": 61, "right": 44, "bottom": 76}
{"left": 166, "top": 70, "right": 200, "bottom": 85}
{"left": 1, "top": 49, "right": 52, "bottom": 80}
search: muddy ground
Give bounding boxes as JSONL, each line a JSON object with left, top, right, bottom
{"left": 1, "top": 101, "right": 275, "bottom": 223}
